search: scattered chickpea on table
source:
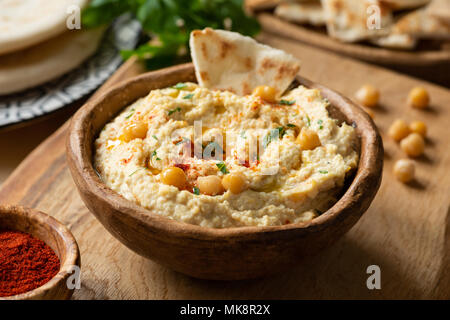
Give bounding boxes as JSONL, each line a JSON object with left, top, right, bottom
{"left": 354, "top": 85, "right": 432, "bottom": 184}
{"left": 355, "top": 84, "right": 380, "bottom": 108}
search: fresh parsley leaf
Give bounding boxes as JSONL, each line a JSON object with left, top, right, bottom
{"left": 286, "top": 124, "right": 297, "bottom": 128}
{"left": 216, "top": 162, "right": 229, "bottom": 174}
{"left": 304, "top": 116, "right": 311, "bottom": 127}
{"left": 152, "top": 135, "right": 158, "bottom": 140}
{"left": 82, "top": 0, "right": 260, "bottom": 70}
{"left": 319, "top": 170, "right": 328, "bottom": 174}
{"left": 129, "top": 168, "right": 143, "bottom": 177}
{"left": 193, "top": 187, "right": 200, "bottom": 195}
{"left": 317, "top": 119, "right": 323, "bottom": 129}
{"left": 173, "top": 83, "right": 187, "bottom": 89}
{"left": 168, "top": 107, "right": 181, "bottom": 116}
{"left": 183, "top": 93, "right": 194, "bottom": 99}
{"left": 279, "top": 100, "right": 295, "bottom": 106}
{"left": 125, "top": 108, "right": 135, "bottom": 119}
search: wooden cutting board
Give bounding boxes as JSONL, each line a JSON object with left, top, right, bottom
{"left": 0, "top": 33, "right": 448, "bottom": 299}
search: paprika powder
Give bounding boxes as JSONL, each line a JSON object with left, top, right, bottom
{"left": 0, "top": 229, "right": 60, "bottom": 297}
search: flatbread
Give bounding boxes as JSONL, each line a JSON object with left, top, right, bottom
{"left": 426, "top": 0, "right": 450, "bottom": 23}
{"left": 0, "top": 28, "right": 104, "bottom": 95}
{"left": 395, "top": 8, "right": 450, "bottom": 39}
{"left": 380, "top": 0, "right": 431, "bottom": 10}
{"left": 275, "top": 2, "right": 326, "bottom": 26}
{"left": 321, "top": 0, "right": 393, "bottom": 43}
{"left": 190, "top": 28, "right": 301, "bottom": 97}
{"left": 370, "top": 32, "right": 418, "bottom": 49}
{"left": 0, "top": 0, "right": 88, "bottom": 55}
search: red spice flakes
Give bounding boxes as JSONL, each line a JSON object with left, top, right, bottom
{"left": 0, "top": 230, "right": 60, "bottom": 297}
{"left": 121, "top": 155, "right": 133, "bottom": 165}
{"left": 174, "top": 163, "right": 190, "bottom": 172}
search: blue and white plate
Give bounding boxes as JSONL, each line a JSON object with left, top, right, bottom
{"left": 0, "top": 16, "right": 141, "bottom": 128}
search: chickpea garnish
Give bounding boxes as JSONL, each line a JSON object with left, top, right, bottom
{"left": 400, "top": 133, "right": 425, "bottom": 157}
{"left": 297, "top": 127, "right": 321, "bottom": 150}
{"left": 409, "top": 121, "right": 427, "bottom": 137}
{"left": 197, "top": 175, "right": 224, "bottom": 196}
{"left": 119, "top": 122, "right": 148, "bottom": 142}
{"left": 252, "top": 85, "right": 277, "bottom": 103}
{"left": 408, "top": 87, "right": 429, "bottom": 109}
{"left": 388, "top": 119, "right": 410, "bottom": 142}
{"left": 161, "top": 167, "right": 187, "bottom": 189}
{"left": 393, "top": 159, "right": 415, "bottom": 183}
{"left": 355, "top": 84, "right": 380, "bottom": 108}
{"left": 222, "top": 172, "right": 247, "bottom": 194}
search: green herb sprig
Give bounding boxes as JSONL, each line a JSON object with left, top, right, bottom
{"left": 82, "top": 0, "right": 260, "bottom": 70}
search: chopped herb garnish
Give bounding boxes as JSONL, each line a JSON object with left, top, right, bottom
{"left": 173, "top": 83, "right": 187, "bottom": 90}
{"left": 240, "top": 131, "right": 247, "bottom": 139}
{"left": 152, "top": 135, "right": 158, "bottom": 140}
{"left": 150, "top": 150, "right": 161, "bottom": 161}
{"left": 286, "top": 124, "right": 297, "bottom": 128}
{"left": 319, "top": 170, "right": 328, "bottom": 174}
{"left": 125, "top": 108, "right": 135, "bottom": 119}
{"left": 129, "top": 168, "right": 143, "bottom": 177}
{"left": 263, "top": 128, "right": 280, "bottom": 149}
{"left": 216, "top": 162, "right": 229, "bottom": 174}
{"left": 317, "top": 119, "right": 323, "bottom": 129}
{"left": 183, "top": 93, "right": 194, "bottom": 99}
{"left": 279, "top": 100, "right": 295, "bottom": 105}
{"left": 193, "top": 187, "right": 200, "bottom": 195}
{"left": 168, "top": 107, "right": 181, "bottom": 116}
{"left": 304, "top": 116, "right": 311, "bottom": 127}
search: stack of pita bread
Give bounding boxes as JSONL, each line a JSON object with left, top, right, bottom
{"left": 0, "top": 0, "right": 104, "bottom": 96}
{"left": 273, "top": 0, "right": 450, "bottom": 50}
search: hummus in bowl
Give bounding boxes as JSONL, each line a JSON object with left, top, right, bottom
{"left": 94, "top": 83, "right": 359, "bottom": 228}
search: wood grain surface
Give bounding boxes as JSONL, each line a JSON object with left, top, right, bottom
{"left": 0, "top": 33, "right": 448, "bottom": 299}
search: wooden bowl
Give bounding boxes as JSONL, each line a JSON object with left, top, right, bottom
{"left": 0, "top": 205, "right": 80, "bottom": 300}
{"left": 66, "top": 63, "right": 383, "bottom": 280}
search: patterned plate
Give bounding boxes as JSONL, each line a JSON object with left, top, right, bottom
{"left": 0, "top": 15, "right": 141, "bottom": 128}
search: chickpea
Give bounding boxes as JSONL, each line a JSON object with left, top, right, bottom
{"left": 120, "top": 122, "right": 148, "bottom": 142}
{"left": 297, "top": 127, "right": 321, "bottom": 150}
{"left": 197, "top": 175, "right": 224, "bottom": 196}
{"left": 393, "top": 159, "right": 415, "bottom": 183}
{"left": 355, "top": 84, "right": 380, "bottom": 108}
{"left": 252, "top": 85, "right": 277, "bottom": 103}
{"left": 400, "top": 133, "right": 425, "bottom": 157}
{"left": 222, "top": 172, "right": 247, "bottom": 194}
{"left": 408, "top": 87, "right": 429, "bottom": 109}
{"left": 409, "top": 121, "right": 427, "bottom": 137}
{"left": 161, "top": 167, "right": 187, "bottom": 189}
{"left": 388, "top": 119, "right": 410, "bottom": 142}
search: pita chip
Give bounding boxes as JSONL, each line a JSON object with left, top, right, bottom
{"left": 380, "top": 0, "right": 431, "bottom": 10}
{"left": 370, "top": 32, "right": 418, "bottom": 49}
{"left": 275, "top": 2, "right": 326, "bottom": 26}
{"left": 426, "top": 0, "right": 450, "bottom": 23}
{"left": 321, "top": 0, "right": 393, "bottom": 43}
{"left": 395, "top": 8, "right": 450, "bottom": 39}
{"left": 189, "top": 28, "right": 301, "bottom": 97}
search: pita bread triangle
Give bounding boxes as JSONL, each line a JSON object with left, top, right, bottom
{"left": 189, "top": 28, "right": 301, "bottom": 97}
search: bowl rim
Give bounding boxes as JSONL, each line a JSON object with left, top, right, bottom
{"left": 0, "top": 205, "right": 80, "bottom": 300}
{"left": 67, "top": 62, "right": 383, "bottom": 241}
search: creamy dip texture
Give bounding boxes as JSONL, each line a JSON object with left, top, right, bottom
{"left": 94, "top": 83, "right": 359, "bottom": 228}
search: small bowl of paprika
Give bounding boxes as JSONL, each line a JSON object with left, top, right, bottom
{"left": 0, "top": 205, "right": 80, "bottom": 300}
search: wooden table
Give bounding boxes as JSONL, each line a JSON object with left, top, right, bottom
{"left": 0, "top": 33, "right": 448, "bottom": 299}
